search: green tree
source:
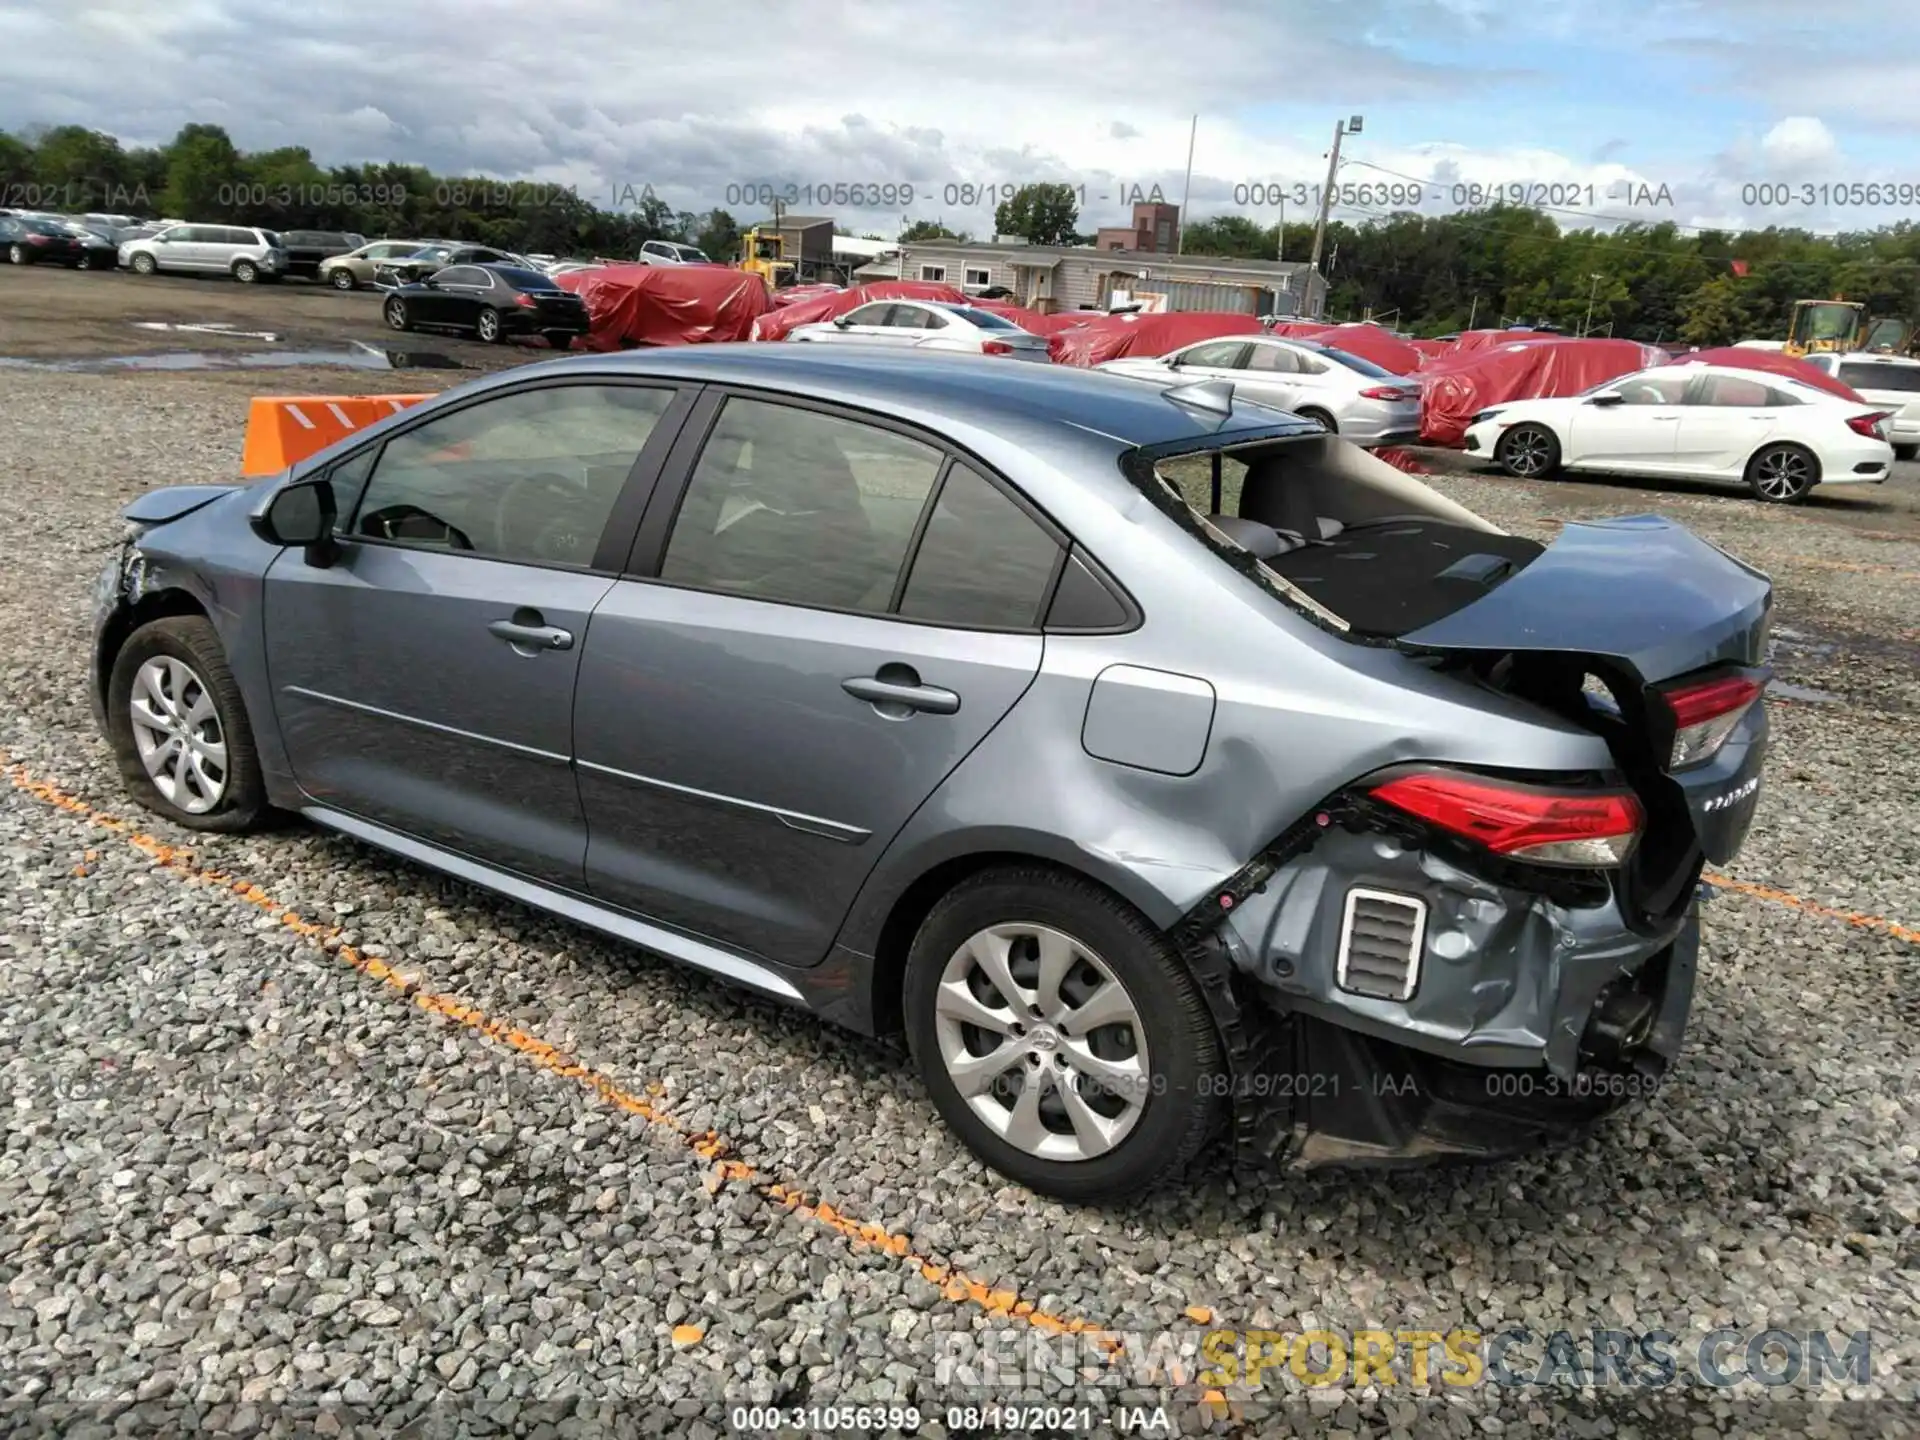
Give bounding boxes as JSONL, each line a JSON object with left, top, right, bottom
{"left": 31, "top": 125, "right": 130, "bottom": 212}
{"left": 159, "top": 123, "right": 243, "bottom": 219}
{"left": 1676, "top": 275, "right": 1774, "bottom": 346}
{"left": 993, "top": 183, "right": 1078, "bottom": 246}
{"left": 695, "top": 208, "right": 741, "bottom": 260}
{"left": 900, "top": 218, "right": 962, "bottom": 242}
{"left": 1181, "top": 214, "right": 1273, "bottom": 260}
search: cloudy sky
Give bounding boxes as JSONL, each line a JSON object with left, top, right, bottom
{"left": 4, "top": 0, "right": 1920, "bottom": 237}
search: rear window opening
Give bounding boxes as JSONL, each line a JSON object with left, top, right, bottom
{"left": 1136, "top": 434, "right": 1545, "bottom": 640}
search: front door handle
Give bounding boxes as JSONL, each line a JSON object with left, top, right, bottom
{"left": 842, "top": 673, "right": 960, "bottom": 715}
{"left": 489, "top": 617, "right": 574, "bottom": 651}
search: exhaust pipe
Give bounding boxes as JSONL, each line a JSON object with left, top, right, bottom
{"left": 1580, "top": 990, "right": 1658, "bottom": 1069}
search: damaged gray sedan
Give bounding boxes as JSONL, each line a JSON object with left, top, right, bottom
{"left": 89, "top": 345, "right": 1771, "bottom": 1202}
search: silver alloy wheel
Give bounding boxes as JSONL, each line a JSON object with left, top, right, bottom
{"left": 385, "top": 298, "right": 407, "bottom": 330}
{"left": 331, "top": 268, "right": 355, "bottom": 290}
{"left": 1502, "top": 426, "right": 1553, "bottom": 476}
{"left": 934, "top": 922, "right": 1152, "bottom": 1162}
{"left": 477, "top": 309, "right": 500, "bottom": 341}
{"left": 1753, "top": 446, "right": 1812, "bottom": 501}
{"left": 128, "top": 656, "right": 228, "bottom": 815}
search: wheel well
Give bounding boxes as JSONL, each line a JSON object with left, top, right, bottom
{"left": 864, "top": 851, "right": 1160, "bottom": 1036}
{"left": 1297, "top": 406, "right": 1336, "bottom": 429}
{"left": 1748, "top": 439, "right": 1819, "bottom": 474}
{"left": 98, "top": 588, "right": 208, "bottom": 698}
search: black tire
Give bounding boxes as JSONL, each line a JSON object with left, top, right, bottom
{"left": 1495, "top": 421, "right": 1561, "bottom": 478}
{"left": 384, "top": 297, "right": 410, "bottom": 331}
{"left": 7, "top": 244, "right": 27, "bottom": 265}
{"left": 1297, "top": 407, "right": 1337, "bottom": 434}
{"left": 1894, "top": 444, "right": 1916, "bottom": 463}
{"left": 75, "top": 253, "right": 93, "bottom": 270}
{"left": 330, "top": 268, "right": 357, "bottom": 291}
{"left": 476, "top": 308, "right": 503, "bottom": 343}
{"left": 232, "top": 260, "right": 259, "bottom": 284}
{"left": 903, "top": 867, "right": 1223, "bottom": 1203}
{"left": 106, "top": 617, "right": 270, "bottom": 834}
{"left": 131, "top": 252, "right": 157, "bottom": 275}
{"left": 1746, "top": 441, "right": 1818, "bottom": 503}
{"left": 542, "top": 330, "right": 575, "bottom": 351}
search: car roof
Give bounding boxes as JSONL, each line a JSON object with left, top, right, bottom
{"left": 442, "top": 344, "right": 1318, "bottom": 453}
{"left": 1829, "top": 351, "right": 1920, "bottom": 366}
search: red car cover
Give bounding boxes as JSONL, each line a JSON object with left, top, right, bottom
{"left": 1445, "top": 328, "right": 1549, "bottom": 356}
{"left": 1673, "top": 347, "right": 1863, "bottom": 401}
{"left": 1300, "top": 323, "right": 1424, "bottom": 375}
{"left": 1410, "top": 338, "right": 1454, "bottom": 361}
{"left": 553, "top": 263, "right": 769, "bottom": 350}
{"left": 750, "top": 281, "right": 968, "bottom": 341}
{"left": 1048, "top": 311, "right": 1267, "bottom": 367}
{"left": 1418, "top": 338, "right": 1666, "bottom": 445}
{"left": 768, "top": 283, "right": 844, "bottom": 309}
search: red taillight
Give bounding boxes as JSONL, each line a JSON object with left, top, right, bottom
{"left": 1359, "top": 385, "right": 1410, "bottom": 400}
{"left": 1661, "top": 673, "right": 1765, "bottom": 768}
{"left": 1846, "top": 410, "right": 1891, "bottom": 439}
{"left": 515, "top": 293, "right": 537, "bottom": 308}
{"left": 1370, "top": 771, "right": 1643, "bottom": 867}
{"left": 981, "top": 339, "right": 1014, "bottom": 355}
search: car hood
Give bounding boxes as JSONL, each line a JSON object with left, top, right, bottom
{"left": 1396, "top": 513, "right": 1770, "bottom": 686}
{"left": 122, "top": 484, "right": 246, "bottom": 526}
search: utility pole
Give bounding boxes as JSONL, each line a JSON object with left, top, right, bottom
{"left": 1307, "top": 115, "right": 1361, "bottom": 319}
{"left": 1176, "top": 114, "right": 1197, "bottom": 255}
{"left": 1466, "top": 294, "right": 1478, "bottom": 330}
{"left": 1580, "top": 271, "right": 1603, "bottom": 337}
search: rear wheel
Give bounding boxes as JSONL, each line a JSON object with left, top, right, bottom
{"left": 1297, "top": 407, "right": 1336, "bottom": 433}
{"left": 107, "top": 617, "right": 269, "bottom": 833}
{"left": 232, "top": 259, "right": 259, "bottom": 283}
{"left": 1496, "top": 422, "right": 1561, "bottom": 478}
{"left": 1747, "top": 442, "right": 1818, "bottom": 503}
{"left": 476, "top": 308, "right": 503, "bottom": 343}
{"left": 384, "top": 297, "right": 410, "bottom": 331}
{"left": 904, "top": 868, "right": 1222, "bottom": 1202}
{"left": 7, "top": 244, "right": 27, "bottom": 265}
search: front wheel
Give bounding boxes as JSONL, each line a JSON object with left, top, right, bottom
{"left": 904, "top": 868, "right": 1223, "bottom": 1202}
{"left": 1495, "top": 421, "right": 1561, "bottom": 478}
{"left": 384, "top": 297, "right": 410, "bottom": 331}
{"left": 75, "top": 253, "right": 93, "bottom": 270}
{"left": 476, "top": 308, "right": 503, "bottom": 343}
{"left": 106, "top": 617, "right": 269, "bottom": 833}
{"left": 7, "top": 244, "right": 26, "bottom": 265}
{"left": 330, "top": 268, "right": 357, "bottom": 291}
{"left": 1747, "top": 442, "right": 1818, "bottom": 503}
{"left": 131, "top": 252, "right": 157, "bottom": 275}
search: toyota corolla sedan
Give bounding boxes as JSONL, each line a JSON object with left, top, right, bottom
{"left": 90, "top": 348, "right": 1772, "bottom": 1201}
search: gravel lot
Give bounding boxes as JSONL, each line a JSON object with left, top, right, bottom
{"left": 1, "top": 268, "right": 1917, "bottom": 1436}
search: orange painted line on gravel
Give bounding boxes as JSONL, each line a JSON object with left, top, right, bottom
{"left": 1702, "top": 871, "right": 1920, "bottom": 947}
{"left": 3, "top": 758, "right": 1113, "bottom": 1342}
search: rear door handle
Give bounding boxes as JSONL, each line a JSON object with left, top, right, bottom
{"left": 842, "top": 675, "right": 960, "bottom": 715}
{"left": 489, "top": 618, "right": 574, "bottom": 651}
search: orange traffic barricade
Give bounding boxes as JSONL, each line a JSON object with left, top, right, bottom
{"left": 239, "top": 394, "right": 434, "bottom": 476}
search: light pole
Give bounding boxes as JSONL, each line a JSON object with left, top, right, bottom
{"left": 1580, "top": 271, "right": 1603, "bottom": 337}
{"left": 1176, "top": 114, "right": 1197, "bottom": 255}
{"left": 1307, "top": 114, "right": 1361, "bottom": 318}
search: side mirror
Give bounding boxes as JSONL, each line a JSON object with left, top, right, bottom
{"left": 1165, "top": 354, "right": 1183, "bottom": 369}
{"left": 1588, "top": 392, "right": 1625, "bottom": 407}
{"left": 251, "top": 478, "right": 339, "bottom": 566}
{"left": 832, "top": 315, "right": 852, "bottom": 328}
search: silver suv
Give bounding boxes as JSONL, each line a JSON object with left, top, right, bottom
{"left": 120, "top": 223, "right": 289, "bottom": 283}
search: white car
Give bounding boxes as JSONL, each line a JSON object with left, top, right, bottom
{"left": 1098, "top": 334, "right": 1420, "bottom": 446}
{"left": 638, "top": 240, "right": 713, "bottom": 265}
{"left": 118, "top": 223, "right": 289, "bottom": 283}
{"left": 788, "top": 300, "right": 1052, "bottom": 360}
{"left": 1799, "top": 351, "right": 1920, "bottom": 461}
{"left": 1462, "top": 363, "right": 1895, "bottom": 503}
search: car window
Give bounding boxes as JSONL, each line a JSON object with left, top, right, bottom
{"left": 842, "top": 303, "right": 894, "bottom": 325}
{"left": 218, "top": 228, "right": 251, "bottom": 246}
{"left": 948, "top": 306, "right": 1018, "bottom": 330}
{"left": 890, "top": 306, "right": 945, "bottom": 330}
{"left": 898, "top": 463, "right": 1061, "bottom": 629}
{"left": 659, "top": 397, "right": 944, "bottom": 612}
{"left": 1180, "top": 340, "right": 1251, "bottom": 368}
{"left": 1612, "top": 377, "right": 1692, "bottom": 404}
{"left": 1242, "top": 345, "right": 1300, "bottom": 374}
{"left": 436, "top": 266, "right": 486, "bottom": 286}
{"left": 347, "top": 384, "right": 675, "bottom": 568}
{"left": 1319, "top": 346, "right": 1397, "bottom": 379}
{"left": 1838, "top": 361, "right": 1920, "bottom": 393}
{"left": 169, "top": 227, "right": 204, "bottom": 243}
{"left": 1695, "top": 375, "right": 1775, "bottom": 407}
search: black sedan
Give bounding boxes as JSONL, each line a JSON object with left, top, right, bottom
{"left": 381, "top": 264, "right": 591, "bottom": 348}
{"left": 1, "top": 216, "right": 91, "bottom": 267}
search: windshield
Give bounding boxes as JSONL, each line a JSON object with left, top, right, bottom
{"left": 945, "top": 306, "right": 1019, "bottom": 329}
{"left": 1317, "top": 346, "right": 1396, "bottom": 378}
{"left": 1838, "top": 361, "right": 1920, "bottom": 393}
{"left": 675, "top": 245, "right": 709, "bottom": 261}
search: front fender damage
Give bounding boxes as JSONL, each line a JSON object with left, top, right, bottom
{"left": 1167, "top": 804, "right": 1700, "bottom": 1173}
